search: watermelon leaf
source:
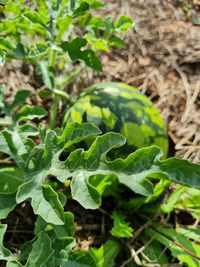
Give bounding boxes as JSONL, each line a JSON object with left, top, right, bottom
{"left": 1, "top": 122, "right": 200, "bottom": 217}
{"left": 0, "top": 167, "right": 25, "bottom": 193}
{"left": 110, "top": 210, "right": 133, "bottom": 238}
{"left": 6, "top": 90, "right": 31, "bottom": 114}
{"left": 0, "top": 120, "right": 200, "bottom": 266}
{"left": 0, "top": 192, "right": 17, "bottom": 219}
{"left": 0, "top": 224, "right": 12, "bottom": 260}
{"left": 23, "top": 11, "right": 48, "bottom": 27}
{"left": 90, "top": 240, "right": 120, "bottom": 267}
{"left": 25, "top": 232, "right": 53, "bottom": 267}
{"left": 107, "top": 146, "right": 200, "bottom": 189}
{"left": 61, "top": 37, "right": 102, "bottom": 71}
{"left": 6, "top": 261, "right": 23, "bottom": 267}
{"left": 15, "top": 105, "right": 47, "bottom": 122}
{"left": 16, "top": 181, "right": 65, "bottom": 225}
{"left": 114, "top": 16, "right": 134, "bottom": 33}
{"left": 0, "top": 129, "right": 32, "bottom": 168}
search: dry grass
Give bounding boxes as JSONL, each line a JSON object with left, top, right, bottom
{"left": 80, "top": 0, "right": 200, "bottom": 162}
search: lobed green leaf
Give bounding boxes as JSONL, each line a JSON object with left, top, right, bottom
{"left": 6, "top": 90, "right": 31, "bottom": 114}
{"left": 0, "top": 224, "right": 12, "bottom": 260}
{"left": 16, "top": 179, "right": 64, "bottom": 225}
{"left": 15, "top": 105, "right": 47, "bottom": 122}
{"left": 26, "top": 232, "right": 53, "bottom": 267}
{"left": 61, "top": 37, "right": 102, "bottom": 71}
{"left": 1, "top": 122, "right": 200, "bottom": 223}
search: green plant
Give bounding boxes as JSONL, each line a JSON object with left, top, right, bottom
{"left": 0, "top": 0, "right": 133, "bottom": 129}
{"left": 0, "top": 87, "right": 200, "bottom": 266}
{"left": 1, "top": 1, "right": 200, "bottom": 266}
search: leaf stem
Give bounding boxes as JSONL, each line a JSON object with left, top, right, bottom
{"left": 54, "top": 89, "right": 70, "bottom": 101}
{"left": 49, "top": 95, "right": 59, "bottom": 129}
{"left": 48, "top": 45, "right": 58, "bottom": 129}
{"left": 47, "top": 5, "right": 79, "bottom": 128}
{"left": 49, "top": 49, "right": 57, "bottom": 69}
{"left": 56, "top": 66, "right": 85, "bottom": 89}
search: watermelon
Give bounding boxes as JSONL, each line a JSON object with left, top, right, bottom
{"left": 64, "top": 82, "right": 168, "bottom": 158}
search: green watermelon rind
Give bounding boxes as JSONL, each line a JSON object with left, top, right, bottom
{"left": 64, "top": 82, "right": 168, "bottom": 158}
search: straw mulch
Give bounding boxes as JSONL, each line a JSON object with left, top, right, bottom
{"left": 1, "top": 0, "right": 200, "bottom": 162}
{"left": 81, "top": 0, "right": 200, "bottom": 162}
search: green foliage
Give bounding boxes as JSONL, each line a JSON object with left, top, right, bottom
{"left": 0, "top": 0, "right": 133, "bottom": 128}
{"left": 146, "top": 226, "right": 200, "bottom": 267}
{"left": 0, "top": 0, "right": 133, "bottom": 88}
{"left": 0, "top": 1, "right": 200, "bottom": 266}
{"left": 110, "top": 211, "right": 133, "bottom": 238}
{"left": 162, "top": 186, "right": 200, "bottom": 218}
{"left": 0, "top": 92, "right": 200, "bottom": 265}
{"left": 90, "top": 240, "right": 120, "bottom": 267}
{"left": 0, "top": 224, "right": 11, "bottom": 260}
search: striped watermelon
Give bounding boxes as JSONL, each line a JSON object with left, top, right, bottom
{"left": 64, "top": 82, "right": 168, "bottom": 158}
